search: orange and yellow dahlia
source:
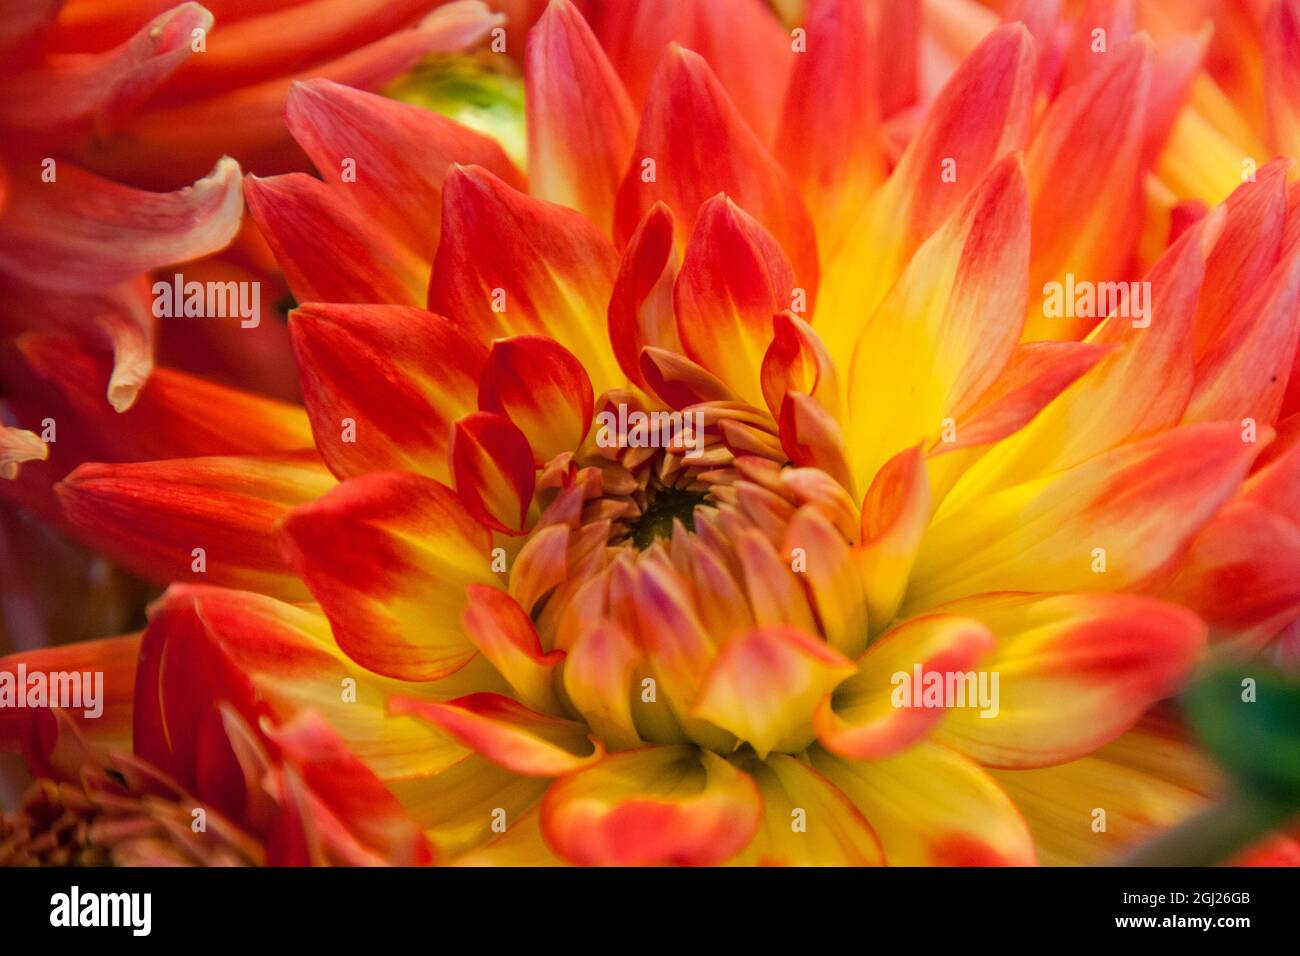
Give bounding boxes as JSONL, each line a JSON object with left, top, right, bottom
{"left": 3, "top": 0, "right": 1300, "bottom": 866}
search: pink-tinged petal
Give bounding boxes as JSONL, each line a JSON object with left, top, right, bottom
{"left": 1265, "top": 0, "right": 1300, "bottom": 156}
{"left": 10, "top": 332, "right": 314, "bottom": 459}
{"left": 783, "top": 505, "right": 869, "bottom": 658}
{"left": 729, "top": 752, "right": 884, "bottom": 866}
{"left": 266, "top": 712, "right": 435, "bottom": 867}
{"left": 0, "top": 157, "right": 242, "bottom": 294}
{"left": 289, "top": 303, "right": 485, "bottom": 483}
{"left": 586, "top": 0, "right": 794, "bottom": 144}
{"left": 391, "top": 693, "right": 600, "bottom": 776}
{"left": 562, "top": 620, "right": 643, "bottom": 752}
{"left": 607, "top": 203, "right": 680, "bottom": 390}
{"left": 845, "top": 155, "right": 1030, "bottom": 490}
{"left": 540, "top": 745, "right": 762, "bottom": 865}
{"left": 812, "top": 743, "right": 1036, "bottom": 865}
{"left": 479, "top": 336, "right": 593, "bottom": 464}
{"left": 57, "top": 454, "right": 334, "bottom": 601}
{"left": 429, "top": 164, "right": 623, "bottom": 392}
{"left": 508, "top": 522, "right": 571, "bottom": 613}
{"left": 462, "top": 585, "right": 564, "bottom": 714}
{"left": 285, "top": 78, "right": 523, "bottom": 262}
{"left": 928, "top": 593, "right": 1205, "bottom": 768}
{"left": 625, "top": 561, "right": 718, "bottom": 721}
{"left": 857, "top": 446, "right": 932, "bottom": 628}
{"left": 525, "top": 0, "right": 636, "bottom": 233}
{"left": 279, "top": 471, "right": 497, "bottom": 680}
{"left": 450, "top": 411, "right": 536, "bottom": 535}
{"left": 0, "top": 634, "right": 140, "bottom": 774}
{"left": 760, "top": 312, "right": 840, "bottom": 422}
{"left": 690, "top": 625, "right": 854, "bottom": 758}
{"left": 76, "top": 1, "right": 505, "bottom": 188}
{"left": 640, "top": 347, "right": 736, "bottom": 411}
{"left": 990, "top": 713, "right": 1219, "bottom": 865}
{"left": 814, "top": 615, "right": 993, "bottom": 761}
{"left": 816, "top": 24, "right": 1034, "bottom": 373}
{"left": 944, "top": 210, "right": 1221, "bottom": 507}
{"left": 1024, "top": 35, "right": 1152, "bottom": 340}
{"left": 1184, "top": 244, "right": 1300, "bottom": 426}
{"left": 243, "top": 173, "right": 425, "bottom": 306}
{"left": 908, "top": 423, "right": 1263, "bottom": 612}
{"left": 613, "top": 46, "right": 818, "bottom": 295}
{"left": 776, "top": 0, "right": 885, "bottom": 254}
{"left": 0, "top": 3, "right": 210, "bottom": 137}
{"left": 674, "top": 195, "right": 798, "bottom": 408}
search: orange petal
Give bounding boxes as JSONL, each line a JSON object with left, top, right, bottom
{"left": 813, "top": 614, "right": 993, "bottom": 761}
{"left": 524, "top": 0, "right": 635, "bottom": 233}
{"left": 691, "top": 625, "right": 855, "bottom": 758}
{"left": 478, "top": 335, "right": 593, "bottom": 464}
{"left": 674, "top": 195, "right": 798, "bottom": 408}
{"left": 845, "top": 155, "right": 1030, "bottom": 490}
{"left": 279, "top": 471, "right": 497, "bottom": 680}
{"left": 244, "top": 172, "right": 425, "bottom": 306}
{"left": 613, "top": 45, "right": 817, "bottom": 295}
{"left": 562, "top": 620, "right": 643, "bottom": 752}
{"left": 928, "top": 593, "right": 1205, "bottom": 768}
{"left": 775, "top": 0, "right": 885, "bottom": 254}
{"left": 450, "top": 411, "right": 536, "bottom": 535}
{"left": 429, "top": 164, "right": 623, "bottom": 393}
{"left": 607, "top": 202, "right": 680, "bottom": 390}
{"left": 285, "top": 77, "right": 523, "bottom": 261}
{"left": 857, "top": 444, "right": 932, "bottom": 631}
{"left": 57, "top": 454, "right": 334, "bottom": 601}
{"left": 811, "top": 743, "right": 1036, "bottom": 865}
{"left": 760, "top": 312, "right": 840, "bottom": 422}
{"left": 462, "top": 585, "right": 565, "bottom": 714}
{"left": 540, "top": 745, "right": 762, "bottom": 865}
{"left": 908, "top": 422, "right": 1263, "bottom": 611}
{"left": 783, "top": 505, "right": 869, "bottom": 658}
{"left": 391, "top": 693, "right": 600, "bottom": 777}
{"left": 290, "top": 303, "right": 486, "bottom": 483}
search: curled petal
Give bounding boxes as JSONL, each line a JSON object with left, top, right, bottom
{"left": 391, "top": 693, "right": 600, "bottom": 777}
{"left": 607, "top": 203, "right": 680, "bottom": 389}
{"left": 451, "top": 411, "right": 536, "bottom": 534}
{"left": 0, "top": 426, "right": 47, "bottom": 481}
{"left": 562, "top": 620, "right": 643, "bottom": 752}
{"left": 857, "top": 445, "right": 932, "bottom": 630}
{"left": 540, "top": 745, "right": 762, "bottom": 866}
{"left": 462, "top": 585, "right": 565, "bottom": 714}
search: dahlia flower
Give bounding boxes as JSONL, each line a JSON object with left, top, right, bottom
{"left": 3, "top": 0, "right": 1300, "bottom": 866}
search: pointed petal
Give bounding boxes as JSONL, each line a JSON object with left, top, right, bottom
{"left": 462, "top": 585, "right": 564, "bottom": 714}
{"left": 856, "top": 446, "right": 932, "bottom": 627}
{"left": 289, "top": 303, "right": 486, "bottom": 483}
{"left": 562, "top": 620, "right": 643, "bottom": 752}
{"left": 525, "top": 0, "right": 635, "bottom": 233}
{"left": 613, "top": 46, "right": 817, "bottom": 293}
{"left": 607, "top": 202, "right": 680, "bottom": 390}
{"left": 674, "top": 195, "right": 798, "bottom": 408}
{"left": 691, "top": 625, "right": 854, "bottom": 758}
{"left": 285, "top": 78, "right": 523, "bottom": 261}
{"left": 783, "top": 505, "right": 869, "bottom": 658}
{"left": 244, "top": 172, "right": 425, "bottom": 306}
{"left": 429, "top": 164, "right": 623, "bottom": 393}
{"left": 846, "top": 155, "right": 1030, "bottom": 489}
{"left": 57, "top": 454, "right": 334, "bottom": 601}
{"left": 540, "top": 745, "right": 762, "bottom": 865}
{"left": 279, "top": 471, "right": 497, "bottom": 680}
{"left": 908, "top": 423, "right": 1263, "bottom": 611}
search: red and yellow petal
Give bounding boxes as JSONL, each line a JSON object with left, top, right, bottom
{"left": 814, "top": 614, "right": 993, "bottom": 761}
{"left": 478, "top": 335, "right": 593, "bottom": 464}
{"left": 811, "top": 742, "right": 1036, "bottom": 866}
{"left": 462, "top": 585, "right": 565, "bottom": 714}
{"left": 540, "top": 745, "right": 762, "bottom": 866}
{"left": 927, "top": 593, "right": 1205, "bottom": 768}
{"left": 279, "top": 471, "right": 497, "bottom": 680}
{"left": 450, "top": 411, "right": 536, "bottom": 535}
